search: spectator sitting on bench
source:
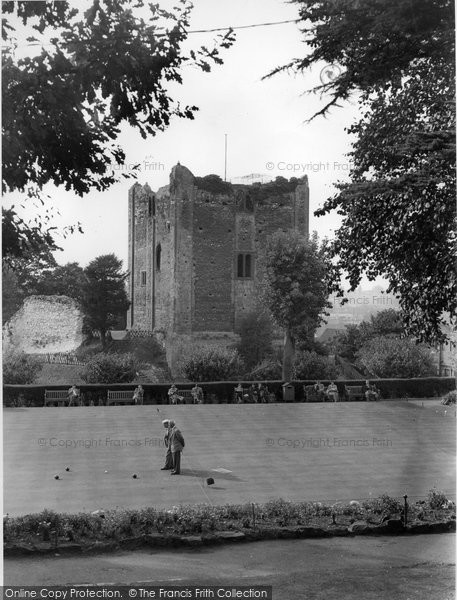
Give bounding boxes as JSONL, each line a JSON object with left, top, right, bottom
{"left": 68, "top": 385, "right": 81, "bottom": 406}
{"left": 191, "top": 383, "right": 203, "bottom": 404}
{"left": 234, "top": 383, "right": 243, "bottom": 403}
{"left": 259, "top": 382, "right": 269, "bottom": 403}
{"left": 133, "top": 385, "right": 144, "bottom": 405}
{"left": 364, "top": 380, "right": 380, "bottom": 402}
{"left": 326, "top": 381, "right": 339, "bottom": 402}
{"left": 313, "top": 380, "right": 326, "bottom": 401}
{"left": 168, "top": 383, "right": 182, "bottom": 405}
{"left": 249, "top": 383, "right": 259, "bottom": 403}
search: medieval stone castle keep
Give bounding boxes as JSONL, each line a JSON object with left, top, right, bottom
{"left": 127, "top": 164, "right": 309, "bottom": 373}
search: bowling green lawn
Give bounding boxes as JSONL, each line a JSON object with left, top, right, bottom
{"left": 3, "top": 400, "right": 456, "bottom": 516}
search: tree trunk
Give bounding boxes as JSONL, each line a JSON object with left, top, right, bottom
{"left": 100, "top": 329, "right": 106, "bottom": 349}
{"left": 282, "top": 328, "right": 295, "bottom": 381}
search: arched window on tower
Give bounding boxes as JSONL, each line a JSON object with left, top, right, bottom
{"left": 156, "top": 243, "right": 161, "bottom": 271}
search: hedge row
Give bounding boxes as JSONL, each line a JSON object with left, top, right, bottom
{"left": 3, "top": 377, "right": 455, "bottom": 407}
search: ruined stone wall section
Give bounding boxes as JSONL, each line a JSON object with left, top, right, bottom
{"left": 253, "top": 201, "right": 295, "bottom": 288}
{"left": 170, "top": 165, "right": 194, "bottom": 335}
{"left": 233, "top": 210, "right": 256, "bottom": 330}
{"left": 153, "top": 186, "right": 175, "bottom": 336}
{"left": 3, "top": 296, "right": 84, "bottom": 354}
{"left": 127, "top": 184, "right": 155, "bottom": 331}
{"left": 192, "top": 192, "right": 235, "bottom": 332}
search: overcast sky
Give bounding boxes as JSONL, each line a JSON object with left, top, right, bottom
{"left": 6, "top": 0, "right": 362, "bottom": 272}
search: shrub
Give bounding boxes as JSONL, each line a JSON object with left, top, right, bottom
{"left": 247, "top": 358, "right": 282, "bottom": 381}
{"left": 356, "top": 336, "right": 436, "bottom": 378}
{"left": 362, "top": 493, "right": 403, "bottom": 515}
{"left": 79, "top": 352, "right": 140, "bottom": 383}
{"left": 181, "top": 346, "right": 244, "bottom": 382}
{"left": 2, "top": 351, "right": 43, "bottom": 384}
{"left": 294, "top": 350, "right": 338, "bottom": 380}
{"left": 236, "top": 309, "right": 274, "bottom": 369}
{"left": 427, "top": 488, "right": 449, "bottom": 510}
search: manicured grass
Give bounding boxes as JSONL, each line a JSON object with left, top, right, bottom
{"left": 3, "top": 401, "right": 455, "bottom": 516}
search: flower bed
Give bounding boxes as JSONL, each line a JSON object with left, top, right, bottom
{"left": 4, "top": 490, "right": 455, "bottom": 555}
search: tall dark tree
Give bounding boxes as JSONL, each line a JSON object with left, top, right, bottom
{"left": 269, "top": 0, "right": 456, "bottom": 343}
{"left": 2, "top": 0, "right": 235, "bottom": 259}
{"left": 263, "top": 231, "right": 330, "bottom": 381}
{"left": 35, "top": 262, "right": 86, "bottom": 301}
{"left": 80, "top": 254, "right": 130, "bottom": 347}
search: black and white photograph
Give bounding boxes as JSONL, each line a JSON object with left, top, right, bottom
{"left": 2, "top": 0, "right": 456, "bottom": 597}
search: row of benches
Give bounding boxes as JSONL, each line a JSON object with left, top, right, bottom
{"left": 44, "top": 390, "right": 144, "bottom": 407}
{"left": 43, "top": 389, "right": 198, "bottom": 407}
{"left": 44, "top": 385, "right": 370, "bottom": 406}
{"left": 304, "top": 385, "right": 368, "bottom": 402}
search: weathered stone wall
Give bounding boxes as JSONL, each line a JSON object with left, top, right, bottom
{"left": 3, "top": 296, "right": 84, "bottom": 354}
{"left": 193, "top": 192, "right": 235, "bottom": 332}
{"left": 127, "top": 183, "right": 155, "bottom": 331}
{"left": 171, "top": 165, "right": 194, "bottom": 335}
{"left": 153, "top": 184, "right": 175, "bottom": 336}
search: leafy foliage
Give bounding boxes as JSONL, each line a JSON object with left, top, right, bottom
{"left": 334, "top": 309, "right": 404, "bottom": 362}
{"left": 355, "top": 336, "right": 436, "bottom": 378}
{"left": 247, "top": 358, "right": 282, "bottom": 381}
{"left": 294, "top": 350, "right": 338, "bottom": 380}
{"left": 2, "top": 351, "right": 43, "bottom": 384}
{"left": 80, "top": 254, "right": 130, "bottom": 347}
{"left": 427, "top": 488, "right": 450, "bottom": 510}
{"left": 35, "top": 262, "right": 86, "bottom": 301}
{"left": 79, "top": 352, "right": 139, "bottom": 383}
{"left": 272, "top": 0, "right": 456, "bottom": 342}
{"left": 194, "top": 174, "right": 233, "bottom": 195}
{"left": 236, "top": 308, "right": 274, "bottom": 370}
{"left": 2, "top": 0, "right": 235, "bottom": 258}
{"left": 4, "top": 490, "right": 454, "bottom": 545}
{"left": 181, "top": 346, "right": 244, "bottom": 382}
{"left": 263, "top": 231, "right": 331, "bottom": 380}
{"left": 250, "top": 176, "right": 304, "bottom": 204}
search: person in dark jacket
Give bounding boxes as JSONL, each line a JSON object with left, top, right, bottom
{"left": 160, "top": 419, "right": 174, "bottom": 470}
{"left": 168, "top": 420, "right": 185, "bottom": 475}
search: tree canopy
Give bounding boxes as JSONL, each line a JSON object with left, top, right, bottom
{"left": 80, "top": 254, "right": 130, "bottom": 347}
{"left": 271, "top": 0, "right": 456, "bottom": 343}
{"left": 2, "top": 0, "right": 234, "bottom": 258}
{"left": 263, "top": 231, "right": 330, "bottom": 380}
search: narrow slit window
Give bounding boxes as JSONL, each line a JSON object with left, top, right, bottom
{"left": 237, "top": 253, "right": 244, "bottom": 277}
{"left": 237, "top": 253, "right": 253, "bottom": 278}
{"left": 140, "top": 271, "right": 146, "bottom": 286}
{"left": 156, "top": 244, "right": 161, "bottom": 271}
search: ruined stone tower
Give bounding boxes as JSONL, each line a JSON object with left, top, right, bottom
{"left": 127, "top": 164, "right": 309, "bottom": 374}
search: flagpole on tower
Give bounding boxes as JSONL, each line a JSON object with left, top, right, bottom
{"left": 224, "top": 133, "right": 228, "bottom": 182}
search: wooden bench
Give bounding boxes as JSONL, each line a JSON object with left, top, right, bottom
{"left": 44, "top": 390, "right": 72, "bottom": 407}
{"left": 304, "top": 385, "right": 323, "bottom": 402}
{"left": 107, "top": 390, "right": 138, "bottom": 406}
{"left": 169, "top": 390, "right": 198, "bottom": 404}
{"left": 234, "top": 388, "right": 251, "bottom": 403}
{"left": 345, "top": 385, "right": 365, "bottom": 401}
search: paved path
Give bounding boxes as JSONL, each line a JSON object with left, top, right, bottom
{"left": 4, "top": 401, "right": 455, "bottom": 515}
{"left": 3, "top": 534, "right": 455, "bottom": 599}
